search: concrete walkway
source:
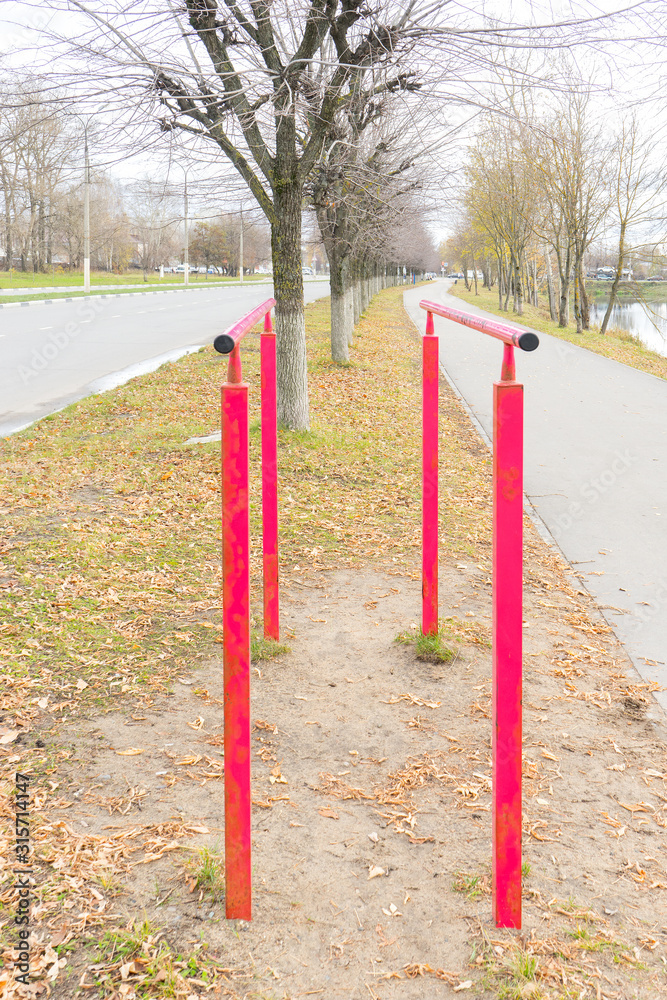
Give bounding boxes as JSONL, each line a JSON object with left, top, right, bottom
{"left": 405, "top": 281, "right": 667, "bottom": 710}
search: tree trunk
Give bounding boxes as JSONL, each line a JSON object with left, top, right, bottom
{"left": 353, "top": 268, "right": 361, "bottom": 323}
{"left": 545, "top": 251, "right": 557, "bottom": 322}
{"left": 578, "top": 263, "right": 590, "bottom": 329}
{"left": 555, "top": 245, "right": 570, "bottom": 327}
{"left": 271, "top": 176, "right": 309, "bottom": 430}
{"left": 600, "top": 221, "right": 627, "bottom": 335}
{"left": 345, "top": 285, "right": 354, "bottom": 344}
{"left": 573, "top": 252, "right": 583, "bottom": 334}
{"left": 329, "top": 251, "right": 350, "bottom": 364}
{"left": 512, "top": 255, "right": 523, "bottom": 315}
{"left": 503, "top": 259, "right": 511, "bottom": 311}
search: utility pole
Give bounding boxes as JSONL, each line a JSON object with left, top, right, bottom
{"left": 183, "top": 170, "right": 189, "bottom": 285}
{"left": 83, "top": 125, "right": 90, "bottom": 293}
{"left": 239, "top": 204, "right": 244, "bottom": 283}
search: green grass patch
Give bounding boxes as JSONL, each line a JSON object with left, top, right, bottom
{"left": 251, "top": 633, "right": 291, "bottom": 661}
{"left": 1, "top": 284, "right": 492, "bottom": 711}
{"left": 395, "top": 625, "right": 455, "bottom": 663}
{"left": 452, "top": 871, "right": 487, "bottom": 898}
{"left": 185, "top": 845, "right": 225, "bottom": 902}
{"left": 0, "top": 268, "right": 269, "bottom": 289}
{"left": 449, "top": 283, "right": 667, "bottom": 382}
{"left": 0, "top": 279, "right": 266, "bottom": 305}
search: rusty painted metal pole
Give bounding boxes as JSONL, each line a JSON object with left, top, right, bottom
{"left": 221, "top": 356, "right": 252, "bottom": 921}
{"left": 492, "top": 341, "right": 523, "bottom": 929}
{"left": 422, "top": 310, "right": 439, "bottom": 636}
{"left": 261, "top": 309, "right": 279, "bottom": 640}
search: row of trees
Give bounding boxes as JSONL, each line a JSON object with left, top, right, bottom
{"left": 0, "top": 90, "right": 274, "bottom": 276}
{"left": 29, "top": 0, "right": 664, "bottom": 425}
{"left": 449, "top": 91, "right": 665, "bottom": 335}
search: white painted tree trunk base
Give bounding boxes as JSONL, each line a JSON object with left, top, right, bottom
{"left": 331, "top": 291, "right": 350, "bottom": 363}
{"left": 277, "top": 308, "right": 310, "bottom": 430}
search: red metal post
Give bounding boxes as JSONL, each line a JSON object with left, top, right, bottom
{"left": 492, "top": 344, "right": 523, "bottom": 929}
{"left": 261, "top": 310, "right": 279, "bottom": 640}
{"left": 221, "top": 370, "right": 252, "bottom": 921}
{"left": 422, "top": 310, "right": 439, "bottom": 636}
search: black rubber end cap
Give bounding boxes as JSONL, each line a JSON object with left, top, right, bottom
{"left": 213, "top": 333, "right": 235, "bottom": 354}
{"left": 518, "top": 331, "right": 539, "bottom": 352}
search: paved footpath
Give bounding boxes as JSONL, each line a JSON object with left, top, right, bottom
{"left": 405, "top": 281, "right": 667, "bottom": 710}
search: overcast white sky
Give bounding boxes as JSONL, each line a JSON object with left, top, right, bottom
{"left": 0, "top": 0, "right": 664, "bottom": 235}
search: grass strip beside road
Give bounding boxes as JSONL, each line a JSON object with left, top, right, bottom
{"left": 0, "top": 284, "right": 492, "bottom": 717}
{"left": 0, "top": 278, "right": 269, "bottom": 306}
{"left": 0, "top": 271, "right": 268, "bottom": 289}
{"left": 449, "top": 283, "right": 667, "bottom": 381}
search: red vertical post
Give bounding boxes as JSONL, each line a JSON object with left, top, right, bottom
{"left": 422, "top": 310, "right": 439, "bottom": 636}
{"left": 261, "top": 310, "right": 279, "bottom": 640}
{"left": 221, "top": 371, "right": 252, "bottom": 921}
{"left": 492, "top": 343, "right": 523, "bottom": 929}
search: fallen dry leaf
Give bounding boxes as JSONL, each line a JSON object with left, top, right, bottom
{"left": 115, "top": 747, "right": 144, "bottom": 756}
{"left": 368, "top": 865, "right": 385, "bottom": 880}
{"left": 254, "top": 719, "right": 278, "bottom": 733}
{"left": 380, "top": 693, "right": 441, "bottom": 709}
{"left": 318, "top": 807, "right": 339, "bottom": 820}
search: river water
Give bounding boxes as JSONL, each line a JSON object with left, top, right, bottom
{"left": 589, "top": 297, "right": 667, "bottom": 356}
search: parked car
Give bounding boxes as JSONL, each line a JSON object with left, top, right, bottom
{"left": 302, "top": 266, "right": 314, "bottom": 276}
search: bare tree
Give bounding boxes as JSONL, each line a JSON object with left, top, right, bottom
{"left": 26, "top": 0, "right": 661, "bottom": 415}
{"left": 600, "top": 118, "right": 662, "bottom": 335}
{"left": 43, "top": 0, "right": 432, "bottom": 427}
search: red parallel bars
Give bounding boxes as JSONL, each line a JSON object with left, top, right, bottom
{"left": 422, "top": 309, "right": 439, "bottom": 635}
{"left": 213, "top": 296, "right": 277, "bottom": 921}
{"left": 419, "top": 299, "right": 539, "bottom": 930}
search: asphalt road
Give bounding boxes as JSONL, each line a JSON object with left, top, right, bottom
{"left": 0, "top": 279, "right": 330, "bottom": 436}
{"left": 405, "top": 281, "right": 667, "bottom": 711}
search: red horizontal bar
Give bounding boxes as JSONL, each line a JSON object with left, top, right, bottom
{"left": 419, "top": 301, "right": 539, "bottom": 352}
{"left": 214, "top": 298, "right": 276, "bottom": 355}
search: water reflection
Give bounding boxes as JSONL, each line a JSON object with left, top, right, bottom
{"left": 589, "top": 298, "right": 667, "bottom": 356}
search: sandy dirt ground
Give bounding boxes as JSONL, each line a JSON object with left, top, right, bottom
{"left": 6, "top": 545, "right": 667, "bottom": 999}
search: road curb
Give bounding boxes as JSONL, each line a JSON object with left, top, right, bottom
{"left": 0, "top": 281, "right": 273, "bottom": 309}
{"left": 0, "top": 278, "right": 331, "bottom": 309}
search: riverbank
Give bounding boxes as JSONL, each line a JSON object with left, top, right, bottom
{"left": 588, "top": 279, "right": 667, "bottom": 301}
{"left": 449, "top": 282, "right": 667, "bottom": 381}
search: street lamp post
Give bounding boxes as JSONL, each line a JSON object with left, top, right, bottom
{"left": 71, "top": 115, "right": 91, "bottom": 293}
{"left": 239, "top": 204, "right": 244, "bottom": 283}
{"left": 83, "top": 132, "right": 90, "bottom": 293}
{"left": 183, "top": 170, "right": 189, "bottom": 286}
